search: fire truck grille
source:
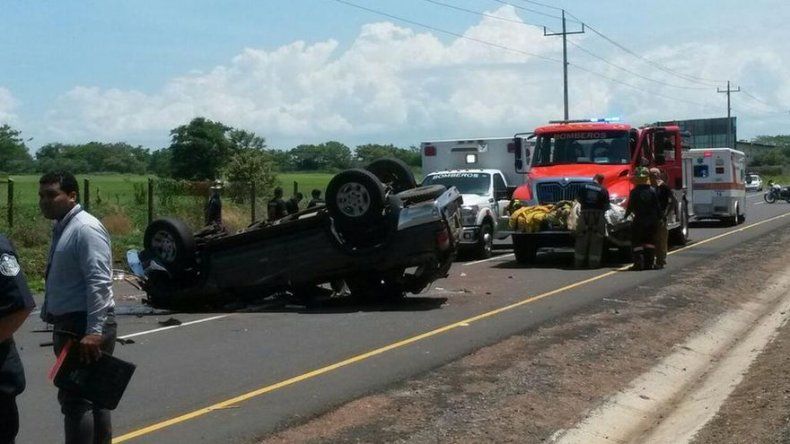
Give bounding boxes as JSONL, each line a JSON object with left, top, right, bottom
{"left": 536, "top": 181, "right": 588, "bottom": 204}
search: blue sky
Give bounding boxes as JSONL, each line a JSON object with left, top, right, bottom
{"left": 1, "top": 0, "right": 788, "bottom": 151}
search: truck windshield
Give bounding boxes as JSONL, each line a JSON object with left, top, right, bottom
{"left": 423, "top": 173, "right": 490, "bottom": 195}
{"left": 533, "top": 131, "right": 630, "bottom": 166}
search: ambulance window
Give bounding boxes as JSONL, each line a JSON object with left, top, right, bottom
{"left": 694, "top": 165, "right": 709, "bottom": 178}
{"left": 715, "top": 166, "right": 725, "bottom": 175}
{"left": 493, "top": 173, "right": 506, "bottom": 191}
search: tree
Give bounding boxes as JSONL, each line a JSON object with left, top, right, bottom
{"left": 169, "top": 117, "right": 232, "bottom": 180}
{"left": 223, "top": 149, "right": 278, "bottom": 200}
{"left": 148, "top": 148, "right": 173, "bottom": 177}
{"left": 265, "top": 148, "right": 294, "bottom": 171}
{"left": 228, "top": 129, "right": 266, "bottom": 152}
{"left": 354, "top": 144, "right": 420, "bottom": 167}
{"left": 0, "top": 124, "right": 35, "bottom": 173}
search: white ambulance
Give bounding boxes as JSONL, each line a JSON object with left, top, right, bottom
{"left": 420, "top": 137, "right": 528, "bottom": 258}
{"left": 688, "top": 148, "right": 746, "bottom": 225}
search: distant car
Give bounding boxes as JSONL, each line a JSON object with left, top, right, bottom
{"left": 745, "top": 174, "right": 763, "bottom": 192}
{"left": 127, "top": 158, "right": 463, "bottom": 309}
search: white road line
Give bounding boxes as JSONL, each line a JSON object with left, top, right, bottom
{"left": 464, "top": 252, "right": 514, "bottom": 266}
{"left": 754, "top": 201, "right": 765, "bottom": 205}
{"left": 119, "top": 315, "right": 231, "bottom": 340}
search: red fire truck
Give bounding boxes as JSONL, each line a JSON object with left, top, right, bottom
{"left": 504, "top": 119, "right": 693, "bottom": 263}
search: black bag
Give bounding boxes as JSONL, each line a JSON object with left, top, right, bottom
{"left": 53, "top": 346, "right": 136, "bottom": 410}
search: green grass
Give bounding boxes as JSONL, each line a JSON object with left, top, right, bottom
{"left": 276, "top": 172, "right": 334, "bottom": 196}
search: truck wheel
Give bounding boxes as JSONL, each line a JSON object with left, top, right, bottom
{"left": 474, "top": 223, "right": 494, "bottom": 259}
{"left": 725, "top": 202, "right": 739, "bottom": 226}
{"left": 326, "top": 168, "right": 386, "bottom": 228}
{"left": 365, "top": 158, "right": 417, "bottom": 194}
{"left": 348, "top": 269, "right": 405, "bottom": 302}
{"left": 512, "top": 235, "right": 537, "bottom": 264}
{"left": 396, "top": 185, "right": 447, "bottom": 205}
{"left": 143, "top": 218, "right": 196, "bottom": 272}
{"left": 669, "top": 203, "right": 689, "bottom": 246}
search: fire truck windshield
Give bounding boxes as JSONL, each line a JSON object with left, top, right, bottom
{"left": 532, "top": 131, "right": 630, "bottom": 166}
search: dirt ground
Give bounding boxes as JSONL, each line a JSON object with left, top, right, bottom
{"left": 691, "top": 307, "right": 790, "bottom": 443}
{"left": 260, "top": 227, "right": 790, "bottom": 444}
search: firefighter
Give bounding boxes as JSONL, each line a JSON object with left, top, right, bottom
{"left": 574, "top": 173, "right": 610, "bottom": 268}
{"left": 625, "top": 167, "right": 661, "bottom": 270}
{"left": 205, "top": 180, "right": 223, "bottom": 226}
{"left": 267, "top": 187, "right": 288, "bottom": 221}
{"left": 650, "top": 168, "right": 677, "bottom": 269}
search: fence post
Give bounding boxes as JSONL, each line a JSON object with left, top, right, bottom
{"left": 293, "top": 181, "right": 298, "bottom": 196}
{"left": 83, "top": 179, "right": 90, "bottom": 213}
{"left": 250, "top": 182, "right": 256, "bottom": 224}
{"left": 147, "top": 178, "right": 154, "bottom": 224}
{"left": 7, "top": 179, "right": 13, "bottom": 228}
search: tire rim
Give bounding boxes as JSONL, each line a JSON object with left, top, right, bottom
{"left": 150, "top": 230, "right": 178, "bottom": 263}
{"left": 483, "top": 228, "right": 493, "bottom": 255}
{"left": 336, "top": 182, "right": 371, "bottom": 217}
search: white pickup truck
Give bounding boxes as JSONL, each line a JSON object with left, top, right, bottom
{"left": 422, "top": 169, "right": 512, "bottom": 259}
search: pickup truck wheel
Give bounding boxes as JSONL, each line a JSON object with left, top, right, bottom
{"left": 143, "top": 218, "right": 195, "bottom": 272}
{"left": 348, "top": 270, "right": 405, "bottom": 302}
{"left": 365, "top": 158, "right": 417, "bottom": 194}
{"left": 474, "top": 223, "right": 494, "bottom": 259}
{"left": 512, "top": 235, "right": 537, "bottom": 264}
{"left": 326, "top": 168, "right": 386, "bottom": 227}
{"left": 396, "top": 185, "right": 447, "bottom": 205}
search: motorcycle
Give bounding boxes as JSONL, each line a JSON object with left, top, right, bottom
{"left": 763, "top": 184, "right": 790, "bottom": 204}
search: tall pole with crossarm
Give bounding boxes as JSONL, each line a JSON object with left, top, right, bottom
{"left": 544, "top": 10, "right": 585, "bottom": 121}
{"left": 718, "top": 80, "right": 740, "bottom": 148}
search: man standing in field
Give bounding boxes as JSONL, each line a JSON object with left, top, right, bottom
{"left": 267, "top": 187, "right": 288, "bottom": 221}
{"left": 39, "top": 171, "right": 116, "bottom": 444}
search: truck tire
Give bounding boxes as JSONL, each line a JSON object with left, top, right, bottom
{"left": 512, "top": 234, "right": 537, "bottom": 264}
{"left": 669, "top": 203, "right": 689, "bottom": 246}
{"left": 725, "top": 202, "right": 740, "bottom": 226}
{"left": 396, "top": 185, "right": 447, "bottom": 205}
{"left": 326, "top": 168, "right": 386, "bottom": 228}
{"left": 365, "top": 158, "right": 417, "bottom": 194}
{"left": 474, "top": 222, "right": 494, "bottom": 259}
{"left": 143, "top": 218, "right": 196, "bottom": 272}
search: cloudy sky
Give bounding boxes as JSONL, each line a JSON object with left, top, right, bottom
{"left": 1, "top": 0, "right": 788, "bottom": 152}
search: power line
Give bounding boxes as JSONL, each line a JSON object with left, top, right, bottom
{"left": 740, "top": 88, "right": 788, "bottom": 111}
{"left": 516, "top": 0, "right": 564, "bottom": 11}
{"left": 487, "top": 0, "right": 579, "bottom": 23}
{"left": 717, "top": 81, "right": 740, "bottom": 147}
{"left": 328, "top": 0, "right": 721, "bottom": 113}
{"left": 562, "top": 9, "right": 728, "bottom": 86}
{"left": 425, "top": 0, "right": 708, "bottom": 90}
{"left": 329, "top": 0, "right": 562, "bottom": 63}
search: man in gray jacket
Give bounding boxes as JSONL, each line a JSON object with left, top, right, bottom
{"left": 39, "top": 171, "right": 116, "bottom": 444}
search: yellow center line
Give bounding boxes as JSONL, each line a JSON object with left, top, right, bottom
{"left": 113, "top": 210, "right": 790, "bottom": 443}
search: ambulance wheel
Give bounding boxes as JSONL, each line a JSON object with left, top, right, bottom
{"left": 144, "top": 218, "right": 196, "bottom": 272}
{"left": 326, "top": 168, "right": 386, "bottom": 228}
{"left": 365, "top": 158, "right": 417, "bottom": 194}
{"left": 396, "top": 185, "right": 447, "bottom": 205}
{"left": 726, "top": 202, "right": 740, "bottom": 226}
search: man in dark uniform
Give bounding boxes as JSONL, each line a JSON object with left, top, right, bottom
{"left": 625, "top": 167, "right": 662, "bottom": 270}
{"left": 574, "top": 174, "right": 610, "bottom": 268}
{"left": 0, "top": 235, "right": 35, "bottom": 444}
{"left": 285, "top": 192, "right": 303, "bottom": 214}
{"left": 650, "top": 168, "right": 677, "bottom": 269}
{"left": 204, "top": 180, "right": 223, "bottom": 226}
{"left": 306, "top": 189, "right": 324, "bottom": 208}
{"left": 267, "top": 187, "right": 288, "bottom": 221}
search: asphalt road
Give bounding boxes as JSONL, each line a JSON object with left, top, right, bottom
{"left": 13, "top": 191, "right": 789, "bottom": 444}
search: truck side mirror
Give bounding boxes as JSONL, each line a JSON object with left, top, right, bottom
{"left": 496, "top": 186, "right": 516, "bottom": 201}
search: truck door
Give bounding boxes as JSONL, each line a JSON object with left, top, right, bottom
{"left": 513, "top": 132, "right": 534, "bottom": 175}
{"left": 493, "top": 172, "right": 509, "bottom": 220}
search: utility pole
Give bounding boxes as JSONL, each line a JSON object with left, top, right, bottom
{"left": 544, "top": 10, "right": 585, "bottom": 121}
{"left": 717, "top": 80, "right": 740, "bottom": 148}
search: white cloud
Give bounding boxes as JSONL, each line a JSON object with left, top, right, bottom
{"left": 43, "top": 5, "right": 790, "bottom": 147}
{"left": 0, "top": 87, "right": 19, "bottom": 124}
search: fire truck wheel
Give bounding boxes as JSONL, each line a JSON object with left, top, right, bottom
{"left": 669, "top": 203, "right": 689, "bottom": 246}
{"left": 396, "top": 185, "right": 447, "bottom": 205}
{"left": 365, "top": 157, "right": 417, "bottom": 194}
{"left": 512, "top": 235, "right": 537, "bottom": 264}
{"left": 144, "top": 218, "right": 196, "bottom": 272}
{"left": 326, "top": 168, "right": 386, "bottom": 228}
